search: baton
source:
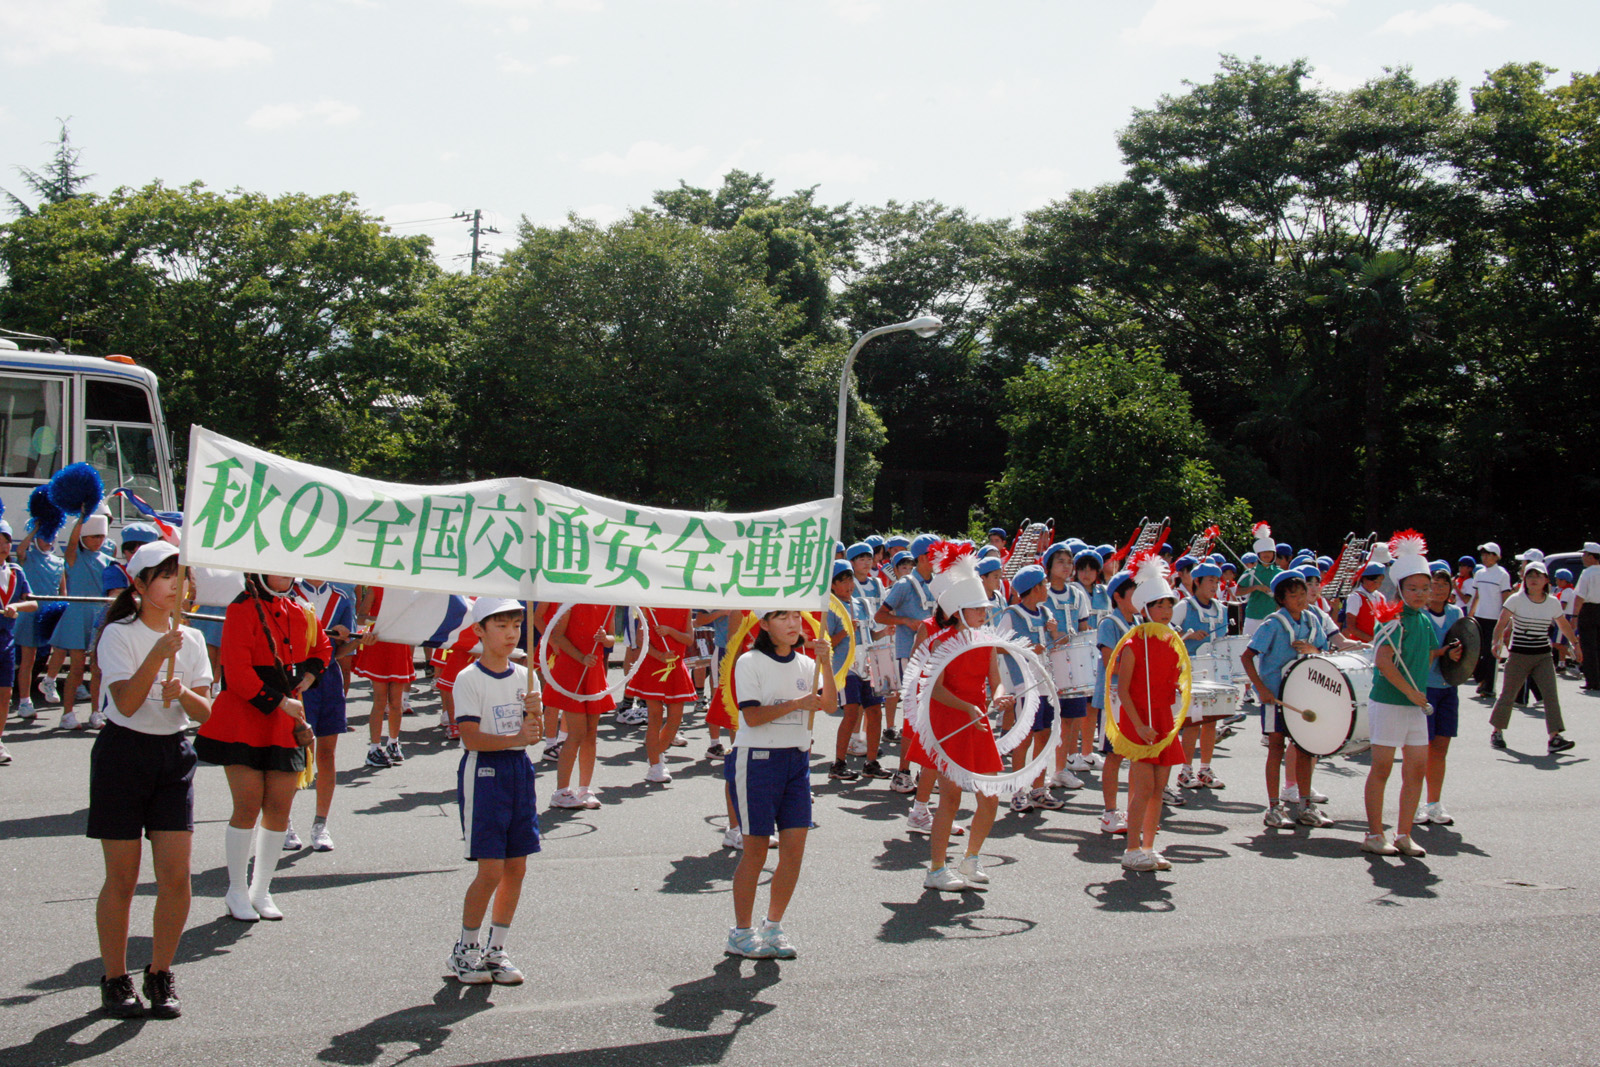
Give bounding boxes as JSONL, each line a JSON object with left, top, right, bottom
{"left": 32, "top": 595, "right": 226, "bottom": 622}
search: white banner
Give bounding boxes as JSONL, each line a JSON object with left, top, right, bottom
{"left": 181, "top": 427, "right": 840, "bottom": 611}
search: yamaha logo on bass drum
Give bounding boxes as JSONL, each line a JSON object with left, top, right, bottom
{"left": 1305, "top": 667, "right": 1346, "bottom": 696}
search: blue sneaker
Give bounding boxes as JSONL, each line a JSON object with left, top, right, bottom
{"left": 761, "top": 922, "right": 797, "bottom": 959}
{"left": 725, "top": 927, "right": 778, "bottom": 959}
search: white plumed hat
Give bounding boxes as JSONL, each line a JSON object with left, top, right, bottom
{"left": 928, "top": 541, "right": 989, "bottom": 616}
{"left": 1386, "top": 530, "right": 1429, "bottom": 585}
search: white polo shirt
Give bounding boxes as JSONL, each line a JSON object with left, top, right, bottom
{"left": 1471, "top": 564, "right": 1511, "bottom": 620}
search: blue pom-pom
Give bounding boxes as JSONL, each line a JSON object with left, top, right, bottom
{"left": 47, "top": 462, "right": 104, "bottom": 519}
{"left": 27, "top": 485, "right": 66, "bottom": 542}
{"left": 36, "top": 601, "right": 67, "bottom": 644}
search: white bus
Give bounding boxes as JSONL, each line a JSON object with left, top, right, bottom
{"left": 0, "top": 333, "right": 178, "bottom": 535}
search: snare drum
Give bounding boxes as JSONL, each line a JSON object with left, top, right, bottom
{"left": 683, "top": 626, "right": 716, "bottom": 669}
{"left": 1278, "top": 651, "right": 1374, "bottom": 756}
{"left": 864, "top": 641, "right": 899, "bottom": 693}
{"left": 1189, "top": 681, "right": 1239, "bottom": 720}
{"left": 1048, "top": 631, "right": 1099, "bottom": 695}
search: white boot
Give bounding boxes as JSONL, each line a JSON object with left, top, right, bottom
{"left": 224, "top": 826, "right": 259, "bottom": 922}
{"left": 249, "top": 825, "right": 285, "bottom": 920}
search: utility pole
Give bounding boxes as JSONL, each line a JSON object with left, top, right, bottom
{"left": 452, "top": 209, "right": 500, "bottom": 273}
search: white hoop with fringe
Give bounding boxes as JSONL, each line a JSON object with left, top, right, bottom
{"left": 904, "top": 626, "right": 1059, "bottom": 798}
{"left": 539, "top": 602, "right": 650, "bottom": 703}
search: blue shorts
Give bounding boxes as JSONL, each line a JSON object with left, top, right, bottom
{"left": 303, "top": 664, "right": 348, "bottom": 738}
{"left": 1426, "top": 686, "right": 1458, "bottom": 739}
{"left": 842, "top": 672, "right": 884, "bottom": 709}
{"left": 725, "top": 746, "right": 811, "bottom": 838}
{"left": 0, "top": 636, "right": 15, "bottom": 688}
{"left": 1031, "top": 695, "right": 1057, "bottom": 733}
{"left": 1059, "top": 695, "right": 1089, "bottom": 721}
{"left": 190, "top": 605, "right": 228, "bottom": 648}
{"left": 54, "top": 603, "right": 100, "bottom": 651}
{"left": 1259, "top": 701, "right": 1291, "bottom": 736}
{"left": 458, "top": 749, "right": 541, "bottom": 861}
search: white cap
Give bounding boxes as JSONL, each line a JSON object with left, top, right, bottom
{"left": 1523, "top": 559, "right": 1548, "bottom": 576}
{"left": 127, "top": 540, "right": 180, "bottom": 577}
{"left": 1478, "top": 541, "right": 1501, "bottom": 556}
{"left": 1368, "top": 541, "right": 1392, "bottom": 566}
{"left": 83, "top": 514, "right": 109, "bottom": 538}
{"left": 469, "top": 597, "right": 524, "bottom": 624}
{"left": 1583, "top": 542, "right": 1600, "bottom": 556}
{"left": 1516, "top": 548, "right": 1544, "bottom": 562}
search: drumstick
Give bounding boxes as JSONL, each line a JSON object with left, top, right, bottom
{"left": 1274, "top": 699, "right": 1317, "bottom": 722}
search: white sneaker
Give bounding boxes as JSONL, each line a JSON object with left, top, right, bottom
{"left": 1162, "top": 785, "right": 1186, "bottom": 806}
{"left": 88, "top": 709, "right": 107, "bottom": 730}
{"left": 1296, "top": 802, "right": 1333, "bottom": 828}
{"left": 579, "top": 787, "right": 601, "bottom": 810}
{"left": 449, "top": 944, "right": 491, "bottom": 984}
{"left": 644, "top": 763, "right": 671, "bottom": 783}
{"left": 550, "top": 787, "right": 583, "bottom": 809}
{"left": 1009, "top": 791, "right": 1032, "bottom": 813}
{"left": 1121, "top": 848, "right": 1157, "bottom": 871}
{"left": 1066, "top": 753, "right": 1093, "bottom": 772}
{"left": 906, "top": 807, "right": 934, "bottom": 833}
{"left": 847, "top": 736, "right": 867, "bottom": 756}
{"left": 956, "top": 855, "right": 990, "bottom": 888}
{"left": 38, "top": 677, "right": 59, "bottom": 704}
{"left": 1050, "top": 768, "right": 1084, "bottom": 789}
{"left": 722, "top": 826, "right": 744, "bottom": 850}
{"left": 1176, "top": 766, "right": 1197, "bottom": 789}
{"left": 59, "top": 710, "right": 80, "bottom": 731}
{"left": 281, "top": 824, "right": 303, "bottom": 850}
{"left": 481, "top": 947, "right": 524, "bottom": 984}
{"left": 16, "top": 699, "right": 36, "bottom": 721}
{"left": 74, "top": 684, "right": 91, "bottom": 703}
{"left": 1151, "top": 850, "right": 1173, "bottom": 871}
{"left": 310, "top": 823, "right": 334, "bottom": 852}
{"left": 1413, "top": 805, "right": 1430, "bottom": 826}
{"left": 0, "top": 742, "right": 10, "bottom": 765}
{"left": 1099, "top": 809, "right": 1128, "bottom": 834}
{"left": 923, "top": 865, "right": 967, "bottom": 891}
{"left": 1306, "top": 787, "right": 1329, "bottom": 805}
{"left": 1085, "top": 752, "right": 1105, "bottom": 769}
{"left": 1426, "top": 801, "right": 1454, "bottom": 826}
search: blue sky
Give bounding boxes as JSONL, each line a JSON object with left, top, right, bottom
{"left": 2, "top": 0, "right": 1594, "bottom": 267}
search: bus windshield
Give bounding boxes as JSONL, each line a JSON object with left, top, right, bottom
{"left": 85, "top": 378, "right": 166, "bottom": 521}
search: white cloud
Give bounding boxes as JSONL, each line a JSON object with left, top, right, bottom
{"left": 829, "top": 0, "right": 881, "bottom": 22}
{"left": 1312, "top": 65, "right": 1367, "bottom": 91}
{"left": 1018, "top": 167, "right": 1067, "bottom": 188}
{"left": 460, "top": 0, "right": 603, "bottom": 10}
{"left": 246, "top": 99, "right": 361, "bottom": 130}
{"left": 547, "top": 53, "right": 577, "bottom": 66}
{"left": 1123, "top": 0, "right": 1345, "bottom": 47}
{"left": 159, "top": 0, "right": 273, "bottom": 17}
{"left": 581, "top": 140, "right": 707, "bottom": 175}
{"left": 1377, "top": 3, "right": 1508, "bottom": 35}
{"left": 497, "top": 53, "right": 537, "bottom": 74}
{"left": 776, "top": 149, "right": 880, "bottom": 184}
{"left": 0, "top": 0, "right": 272, "bottom": 72}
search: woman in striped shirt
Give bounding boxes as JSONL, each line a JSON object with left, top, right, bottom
{"left": 1489, "top": 561, "right": 1579, "bottom": 754}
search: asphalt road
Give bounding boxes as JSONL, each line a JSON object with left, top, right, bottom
{"left": 2, "top": 668, "right": 1598, "bottom": 1067}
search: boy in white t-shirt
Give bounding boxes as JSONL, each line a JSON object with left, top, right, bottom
{"left": 448, "top": 598, "right": 543, "bottom": 986}
{"left": 725, "top": 610, "right": 835, "bottom": 960}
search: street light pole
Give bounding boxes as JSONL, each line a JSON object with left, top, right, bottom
{"left": 832, "top": 314, "right": 943, "bottom": 512}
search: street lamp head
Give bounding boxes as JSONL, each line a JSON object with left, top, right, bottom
{"left": 907, "top": 315, "right": 943, "bottom": 339}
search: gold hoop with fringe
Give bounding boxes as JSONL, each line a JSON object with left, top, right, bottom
{"left": 717, "top": 610, "right": 828, "bottom": 729}
{"left": 1104, "top": 622, "right": 1192, "bottom": 761}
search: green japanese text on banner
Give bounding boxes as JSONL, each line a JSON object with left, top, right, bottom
{"left": 181, "top": 426, "right": 841, "bottom": 611}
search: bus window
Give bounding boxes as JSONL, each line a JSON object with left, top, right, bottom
{"left": 86, "top": 379, "right": 154, "bottom": 424}
{"left": 117, "top": 425, "right": 163, "bottom": 505}
{"left": 0, "top": 375, "right": 65, "bottom": 480}
{"left": 85, "top": 425, "right": 120, "bottom": 511}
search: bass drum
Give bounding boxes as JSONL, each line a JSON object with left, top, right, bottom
{"left": 1279, "top": 652, "right": 1374, "bottom": 757}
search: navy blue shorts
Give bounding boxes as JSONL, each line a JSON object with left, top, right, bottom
{"left": 1031, "top": 695, "right": 1057, "bottom": 733}
{"left": 458, "top": 749, "right": 541, "bottom": 861}
{"left": 302, "top": 664, "right": 348, "bottom": 738}
{"left": 1059, "top": 694, "right": 1089, "bottom": 721}
{"left": 86, "top": 722, "right": 197, "bottom": 840}
{"left": 1259, "top": 701, "right": 1291, "bottom": 736}
{"left": 725, "top": 746, "right": 811, "bottom": 838}
{"left": 0, "top": 636, "right": 15, "bottom": 689}
{"left": 1426, "top": 686, "right": 1458, "bottom": 739}
{"left": 843, "top": 672, "right": 884, "bottom": 709}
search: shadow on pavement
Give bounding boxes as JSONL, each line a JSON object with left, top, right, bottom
{"left": 1083, "top": 873, "right": 1176, "bottom": 912}
{"left": 0, "top": 809, "right": 89, "bottom": 840}
{"left": 0, "top": 1012, "right": 148, "bottom": 1066}
{"left": 317, "top": 981, "right": 496, "bottom": 1065}
{"left": 660, "top": 850, "right": 741, "bottom": 895}
{"left": 877, "top": 891, "right": 1038, "bottom": 943}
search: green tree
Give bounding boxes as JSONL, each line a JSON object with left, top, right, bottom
{"left": 2, "top": 120, "right": 94, "bottom": 218}
{"left": 0, "top": 181, "right": 446, "bottom": 477}
{"left": 452, "top": 213, "right": 883, "bottom": 511}
{"left": 987, "top": 345, "right": 1251, "bottom": 545}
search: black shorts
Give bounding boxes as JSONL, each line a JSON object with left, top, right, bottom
{"left": 87, "top": 721, "right": 198, "bottom": 840}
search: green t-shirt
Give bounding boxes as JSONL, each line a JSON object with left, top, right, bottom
{"left": 1242, "top": 562, "right": 1282, "bottom": 620}
{"left": 1369, "top": 606, "right": 1440, "bottom": 706}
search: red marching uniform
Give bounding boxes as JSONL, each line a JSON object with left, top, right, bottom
{"left": 904, "top": 623, "right": 1003, "bottom": 775}
{"left": 542, "top": 602, "right": 617, "bottom": 716}
{"left": 626, "top": 607, "right": 696, "bottom": 703}
{"left": 195, "top": 591, "right": 332, "bottom": 773}
{"left": 1118, "top": 630, "right": 1185, "bottom": 766}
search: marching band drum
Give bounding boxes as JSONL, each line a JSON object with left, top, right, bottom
{"left": 1278, "top": 650, "right": 1376, "bottom": 756}
{"left": 864, "top": 640, "right": 899, "bottom": 694}
{"left": 1048, "top": 631, "right": 1100, "bottom": 696}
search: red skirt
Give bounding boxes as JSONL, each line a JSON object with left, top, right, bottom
{"left": 194, "top": 691, "right": 305, "bottom": 773}
{"left": 627, "top": 652, "right": 695, "bottom": 702}
{"left": 355, "top": 640, "right": 414, "bottom": 683}
{"left": 1119, "top": 634, "right": 1186, "bottom": 766}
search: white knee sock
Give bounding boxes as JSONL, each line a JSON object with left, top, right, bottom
{"left": 225, "top": 825, "right": 254, "bottom": 896}
{"left": 249, "top": 825, "right": 283, "bottom": 901}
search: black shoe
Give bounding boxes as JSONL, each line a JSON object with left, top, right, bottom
{"left": 705, "top": 743, "right": 726, "bottom": 760}
{"left": 881, "top": 727, "right": 899, "bottom": 742}
{"left": 860, "top": 759, "right": 892, "bottom": 780}
{"left": 142, "top": 966, "right": 181, "bottom": 1019}
{"left": 101, "top": 973, "right": 145, "bottom": 1018}
{"left": 828, "top": 759, "right": 860, "bottom": 781}
{"left": 1489, "top": 729, "right": 1506, "bottom": 749}
{"left": 1549, "top": 734, "right": 1576, "bottom": 753}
